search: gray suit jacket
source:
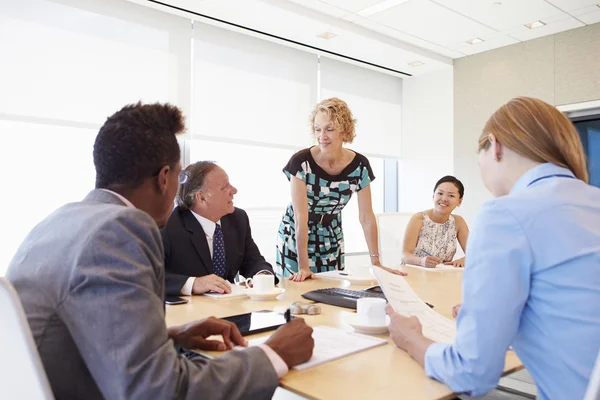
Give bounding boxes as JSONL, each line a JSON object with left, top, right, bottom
{"left": 6, "top": 190, "right": 279, "bottom": 400}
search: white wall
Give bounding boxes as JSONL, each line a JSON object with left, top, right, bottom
{"left": 399, "top": 67, "right": 454, "bottom": 214}
{"left": 454, "top": 23, "right": 600, "bottom": 226}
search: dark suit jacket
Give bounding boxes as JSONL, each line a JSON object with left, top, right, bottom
{"left": 162, "top": 206, "right": 275, "bottom": 295}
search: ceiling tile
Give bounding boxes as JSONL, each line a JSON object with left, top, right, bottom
{"left": 369, "top": 0, "right": 497, "bottom": 47}
{"left": 576, "top": 9, "right": 600, "bottom": 24}
{"left": 509, "top": 17, "right": 584, "bottom": 41}
{"left": 284, "top": 0, "right": 350, "bottom": 18}
{"left": 545, "top": 0, "right": 599, "bottom": 13}
{"left": 354, "top": 17, "right": 467, "bottom": 57}
{"left": 569, "top": 5, "right": 600, "bottom": 17}
{"left": 320, "top": 0, "right": 384, "bottom": 13}
{"left": 431, "top": 0, "right": 566, "bottom": 31}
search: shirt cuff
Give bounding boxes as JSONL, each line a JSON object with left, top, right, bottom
{"left": 424, "top": 341, "right": 449, "bottom": 378}
{"left": 181, "top": 277, "right": 196, "bottom": 296}
{"left": 258, "top": 344, "right": 289, "bottom": 378}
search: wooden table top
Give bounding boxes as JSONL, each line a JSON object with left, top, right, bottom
{"left": 165, "top": 266, "right": 523, "bottom": 400}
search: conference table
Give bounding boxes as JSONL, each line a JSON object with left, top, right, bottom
{"left": 165, "top": 266, "right": 523, "bottom": 400}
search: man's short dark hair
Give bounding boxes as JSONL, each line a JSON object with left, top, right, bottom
{"left": 93, "top": 102, "right": 184, "bottom": 189}
{"left": 176, "top": 161, "right": 219, "bottom": 210}
{"left": 434, "top": 175, "right": 465, "bottom": 199}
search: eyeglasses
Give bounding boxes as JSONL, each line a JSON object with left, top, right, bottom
{"left": 178, "top": 171, "right": 189, "bottom": 184}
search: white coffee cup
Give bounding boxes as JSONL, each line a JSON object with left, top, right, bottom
{"left": 245, "top": 274, "right": 275, "bottom": 293}
{"left": 356, "top": 298, "right": 387, "bottom": 326}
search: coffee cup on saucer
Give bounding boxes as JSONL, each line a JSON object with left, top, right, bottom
{"left": 245, "top": 274, "right": 275, "bottom": 294}
{"left": 356, "top": 298, "right": 387, "bottom": 326}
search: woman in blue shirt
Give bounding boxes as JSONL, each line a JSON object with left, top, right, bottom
{"left": 387, "top": 97, "right": 600, "bottom": 399}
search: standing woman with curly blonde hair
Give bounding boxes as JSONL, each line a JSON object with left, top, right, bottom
{"left": 276, "top": 98, "right": 403, "bottom": 281}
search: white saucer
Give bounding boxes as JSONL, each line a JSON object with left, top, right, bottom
{"left": 346, "top": 314, "right": 390, "bottom": 334}
{"left": 246, "top": 287, "right": 286, "bottom": 301}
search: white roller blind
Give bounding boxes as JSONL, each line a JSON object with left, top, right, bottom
{"left": 0, "top": 0, "right": 188, "bottom": 124}
{"left": 0, "top": 0, "right": 189, "bottom": 275}
{"left": 319, "top": 57, "right": 402, "bottom": 158}
{"left": 193, "top": 23, "right": 317, "bottom": 147}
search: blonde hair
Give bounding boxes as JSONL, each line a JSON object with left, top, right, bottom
{"left": 309, "top": 97, "right": 356, "bottom": 143}
{"left": 479, "top": 97, "right": 588, "bottom": 182}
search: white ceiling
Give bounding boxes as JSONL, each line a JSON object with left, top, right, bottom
{"left": 291, "top": 0, "right": 600, "bottom": 57}
{"left": 127, "top": 0, "right": 600, "bottom": 77}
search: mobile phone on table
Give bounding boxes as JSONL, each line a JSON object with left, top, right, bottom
{"left": 222, "top": 310, "right": 295, "bottom": 336}
{"left": 165, "top": 295, "right": 189, "bottom": 305}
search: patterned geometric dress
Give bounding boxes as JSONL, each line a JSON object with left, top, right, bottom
{"left": 276, "top": 147, "right": 374, "bottom": 277}
{"left": 413, "top": 212, "right": 457, "bottom": 262}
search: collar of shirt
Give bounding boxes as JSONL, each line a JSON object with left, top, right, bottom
{"left": 98, "top": 189, "right": 136, "bottom": 208}
{"left": 510, "top": 162, "right": 575, "bottom": 195}
{"left": 190, "top": 210, "right": 220, "bottom": 239}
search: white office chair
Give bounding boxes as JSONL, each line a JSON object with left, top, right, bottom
{"left": 376, "top": 212, "right": 413, "bottom": 268}
{"left": 0, "top": 277, "right": 54, "bottom": 399}
{"left": 584, "top": 350, "right": 600, "bottom": 400}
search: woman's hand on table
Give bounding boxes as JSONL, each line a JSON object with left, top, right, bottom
{"left": 290, "top": 268, "right": 314, "bottom": 282}
{"left": 372, "top": 260, "right": 407, "bottom": 276}
{"left": 420, "top": 256, "right": 443, "bottom": 268}
{"left": 444, "top": 257, "right": 465, "bottom": 268}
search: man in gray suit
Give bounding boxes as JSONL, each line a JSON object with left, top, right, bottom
{"left": 6, "top": 102, "right": 314, "bottom": 400}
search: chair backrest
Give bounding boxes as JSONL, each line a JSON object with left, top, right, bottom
{"left": 584, "top": 350, "right": 600, "bottom": 400}
{"left": 0, "top": 277, "right": 54, "bottom": 399}
{"left": 376, "top": 212, "right": 414, "bottom": 268}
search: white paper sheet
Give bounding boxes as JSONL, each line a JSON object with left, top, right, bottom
{"left": 202, "top": 284, "right": 249, "bottom": 299}
{"left": 402, "top": 263, "right": 463, "bottom": 272}
{"left": 242, "top": 326, "right": 387, "bottom": 370}
{"left": 314, "top": 270, "right": 378, "bottom": 284}
{"left": 373, "top": 268, "right": 456, "bottom": 343}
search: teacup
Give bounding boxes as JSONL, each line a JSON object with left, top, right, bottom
{"left": 245, "top": 274, "right": 275, "bottom": 293}
{"left": 356, "top": 297, "right": 387, "bottom": 326}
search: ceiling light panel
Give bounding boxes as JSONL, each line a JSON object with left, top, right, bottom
{"left": 356, "top": 0, "right": 411, "bottom": 17}
{"left": 524, "top": 20, "right": 546, "bottom": 29}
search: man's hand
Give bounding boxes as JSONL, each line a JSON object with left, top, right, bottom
{"left": 168, "top": 316, "right": 247, "bottom": 351}
{"left": 265, "top": 318, "right": 314, "bottom": 367}
{"left": 386, "top": 305, "right": 433, "bottom": 367}
{"left": 444, "top": 257, "right": 465, "bottom": 268}
{"left": 290, "top": 268, "right": 314, "bottom": 282}
{"left": 421, "top": 256, "right": 443, "bottom": 268}
{"left": 192, "top": 274, "right": 232, "bottom": 294}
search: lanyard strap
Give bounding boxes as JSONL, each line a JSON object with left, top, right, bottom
{"left": 527, "top": 174, "right": 575, "bottom": 187}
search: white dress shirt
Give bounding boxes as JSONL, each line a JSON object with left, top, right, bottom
{"left": 180, "top": 211, "right": 220, "bottom": 295}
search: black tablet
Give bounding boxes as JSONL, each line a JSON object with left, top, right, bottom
{"left": 222, "top": 310, "right": 293, "bottom": 336}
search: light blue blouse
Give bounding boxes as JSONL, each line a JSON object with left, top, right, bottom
{"left": 425, "top": 163, "right": 600, "bottom": 399}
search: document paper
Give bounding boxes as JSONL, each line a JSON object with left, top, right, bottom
{"left": 244, "top": 326, "right": 387, "bottom": 370}
{"left": 374, "top": 268, "right": 456, "bottom": 343}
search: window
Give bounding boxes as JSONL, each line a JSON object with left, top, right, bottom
{"left": 189, "top": 140, "right": 294, "bottom": 262}
{"left": 573, "top": 116, "right": 600, "bottom": 188}
{"left": 0, "top": 0, "right": 402, "bottom": 275}
{"left": 0, "top": 121, "right": 97, "bottom": 273}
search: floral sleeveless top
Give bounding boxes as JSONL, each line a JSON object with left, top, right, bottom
{"left": 413, "top": 212, "right": 457, "bottom": 262}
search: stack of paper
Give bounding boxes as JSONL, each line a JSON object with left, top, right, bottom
{"left": 373, "top": 268, "right": 456, "bottom": 343}
{"left": 402, "top": 263, "right": 462, "bottom": 272}
{"left": 244, "top": 326, "right": 387, "bottom": 370}
{"left": 203, "top": 284, "right": 249, "bottom": 299}
{"left": 314, "top": 270, "right": 377, "bottom": 284}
